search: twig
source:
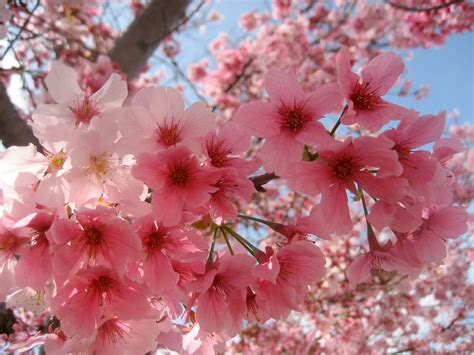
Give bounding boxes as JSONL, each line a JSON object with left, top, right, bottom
{"left": 249, "top": 172, "right": 279, "bottom": 192}
{"left": 1, "top": 0, "right": 40, "bottom": 61}
{"left": 385, "top": 0, "right": 463, "bottom": 12}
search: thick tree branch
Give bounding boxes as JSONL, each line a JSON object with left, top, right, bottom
{"left": 0, "top": 81, "right": 40, "bottom": 148}
{"left": 108, "top": 0, "right": 192, "bottom": 80}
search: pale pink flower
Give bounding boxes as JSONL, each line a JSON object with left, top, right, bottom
{"left": 32, "top": 61, "right": 127, "bottom": 138}
{"left": 64, "top": 119, "right": 144, "bottom": 208}
{"left": 182, "top": 323, "right": 227, "bottom": 355}
{"left": 234, "top": 69, "right": 341, "bottom": 175}
{"left": 204, "top": 169, "right": 256, "bottom": 224}
{"left": 336, "top": 46, "right": 409, "bottom": 131}
{"left": 116, "top": 86, "right": 215, "bottom": 155}
{"left": 201, "top": 120, "right": 259, "bottom": 175}
{"left": 89, "top": 316, "right": 169, "bottom": 355}
{"left": 132, "top": 146, "right": 219, "bottom": 226}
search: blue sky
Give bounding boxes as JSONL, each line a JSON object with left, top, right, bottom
{"left": 168, "top": 1, "right": 473, "bottom": 125}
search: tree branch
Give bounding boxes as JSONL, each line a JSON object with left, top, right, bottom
{"left": 385, "top": 0, "right": 463, "bottom": 12}
{"left": 108, "top": 0, "right": 192, "bottom": 80}
{"left": 0, "top": 81, "right": 40, "bottom": 148}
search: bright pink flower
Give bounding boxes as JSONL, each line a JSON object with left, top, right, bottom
{"left": 132, "top": 146, "right": 219, "bottom": 226}
{"left": 384, "top": 112, "right": 450, "bottom": 204}
{"left": 51, "top": 266, "right": 152, "bottom": 337}
{"left": 234, "top": 69, "right": 341, "bottom": 175}
{"left": 201, "top": 120, "right": 259, "bottom": 175}
{"left": 50, "top": 206, "right": 143, "bottom": 280}
{"left": 336, "top": 46, "right": 409, "bottom": 131}
{"left": 133, "top": 214, "right": 203, "bottom": 295}
{"left": 368, "top": 188, "right": 423, "bottom": 233}
{"left": 412, "top": 206, "right": 468, "bottom": 264}
{"left": 13, "top": 210, "right": 55, "bottom": 290}
{"left": 187, "top": 253, "right": 255, "bottom": 335}
{"left": 253, "top": 240, "right": 326, "bottom": 319}
{"left": 204, "top": 169, "right": 256, "bottom": 224}
{"left": 288, "top": 136, "right": 406, "bottom": 235}
{"left": 116, "top": 86, "right": 215, "bottom": 154}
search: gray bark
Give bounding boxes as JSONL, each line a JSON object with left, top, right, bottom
{"left": 109, "top": 0, "right": 191, "bottom": 80}
{"left": 0, "top": 81, "right": 40, "bottom": 148}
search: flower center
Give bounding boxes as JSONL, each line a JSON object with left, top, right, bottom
{"left": 333, "top": 158, "right": 354, "bottom": 181}
{"left": 90, "top": 275, "right": 118, "bottom": 305}
{"left": 145, "top": 227, "right": 169, "bottom": 255}
{"left": 393, "top": 143, "right": 411, "bottom": 161}
{"left": 85, "top": 228, "right": 102, "bottom": 245}
{"left": 70, "top": 97, "right": 100, "bottom": 125}
{"left": 278, "top": 101, "right": 309, "bottom": 133}
{"left": 169, "top": 164, "right": 190, "bottom": 187}
{"left": 88, "top": 154, "right": 109, "bottom": 180}
{"left": 206, "top": 137, "right": 232, "bottom": 168}
{"left": 157, "top": 118, "right": 182, "bottom": 148}
{"left": 350, "top": 83, "right": 380, "bottom": 110}
{"left": 47, "top": 151, "right": 66, "bottom": 173}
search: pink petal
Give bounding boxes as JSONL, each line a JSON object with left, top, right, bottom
{"left": 91, "top": 73, "right": 128, "bottom": 108}
{"left": 233, "top": 101, "right": 281, "bottom": 138}
{"left": 346, "top": 254, "right": 372, "bottom": 287}
{"left": 260, "top": 133, "right": 305, "bottom": 175}
{"left": 304, "top": 83, "right": 342, "bottom": 117}
{"left": 45, "top": 61, "right": 82, "bottom": 104}
{"left": 361, "top": 52, "right": 404, "bottom": 96}
{"left": 264, "top": 69, "right": 305, "bottom": 104}
{"left": 403, "top": 112, "right": 446, "bottom": 148}
{"left": 320, "top": 183, "right": 352, "bottom": 235}
{"left": 414, "top": 232, "right": 446, "bottom": 264}
{"left": 427, "top": 206, "right": 468, "bottom": 239}
{"left": 336, "top": 46, "right": 359, "bottom": 99}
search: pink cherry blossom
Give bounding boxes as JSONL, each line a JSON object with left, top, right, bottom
{"left": 51, "top": 266, "right": 152, "bottom": 337}
{"left": 336, "top": 46, "right": 409, "bottom": 131}
{"left": 287, "top": 135, "right": 406, "bottom": 235}
{"left": 234, "top": 69, "right": 341, "bottom": 175}
{"left": 132, "top": 146, "right": 219, "bottom": 226}
{"left": 50, "top": 206, "right": 143, "bottom": 280}
{"left": 116, "top": 86, "right": 215, "bottom": 155}
{"left": 187, "top": 253, "right": 255, "bottom": 335}
{"left": 253, "top": 240, "right": 326, "bottom": 319}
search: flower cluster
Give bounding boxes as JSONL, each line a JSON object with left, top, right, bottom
{"left": 0, "top": 47, "right": 468, "bottom": 353}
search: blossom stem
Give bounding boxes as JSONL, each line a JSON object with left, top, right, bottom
{"left": 329, "top": 104, "right": 348, "bottom": 136}
{"left": 207, "top": 228, "right": 218, "bottom": 264}
{"left": 222, "top": 225, "right": 261, "bottom": 258}
{"left": 358, "top": 185, "right": 382, "bottom": 251}
{"left": 237, "top": 214, "right": 280, "bottom": 230}
{"left": 220, "top": 228, "right": 234, "bottom": 255}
